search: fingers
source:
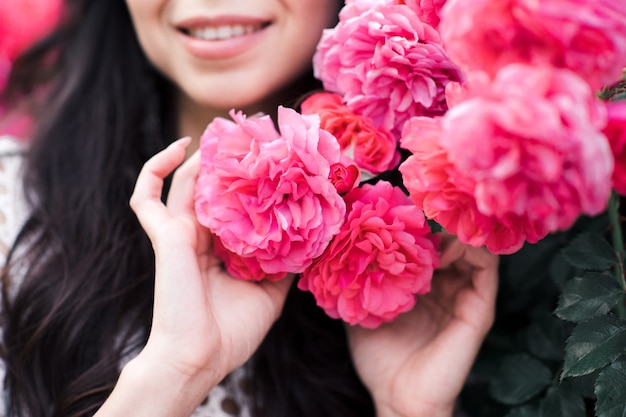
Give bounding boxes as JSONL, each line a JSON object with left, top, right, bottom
{"left": 167, "top": 150, "right": 201, "bottom": 216}
{"left": 258, "top": 274, "right": 295, "bottom": 316}
{"left": 435, "top": 237, "right": 499, "bottom": 331}
{"left": 437, "top": 236, "right": 499, "bottom": 272}
{"left": 130, "top": 137, "right": 191, "bottom": 240}
{"left": 448, "top": 245, "right": 498, "bottom": 334}
{"left": 437, "top": 237, "right": 466, "bottom": 269}
{"left": 467, "top": 246, "right": 499, "bottom": 314}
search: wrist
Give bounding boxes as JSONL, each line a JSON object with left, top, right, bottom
{"left": 375, "top": 400, "right": 454, "bottom": 417}
{"left": 95, "top": 347, "right": 221, "bottom": 417}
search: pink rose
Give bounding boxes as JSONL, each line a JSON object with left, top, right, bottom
{"left": 329, "top": 162, "right": 360, "bottom": 195}
{"left": 343, "top": 0, "right": 447, "bottom": 27}
{"left": 604, "top": 101, "right": 626, "bottom": 195}
{"left": 212, "top": 236, "right": 287, "bottom": 282}
{"left": 400, "top": 65, "right": 613, "bottom": 254}
{"left": 440, "top": 0, "right": 626, "bottom": 91}
{"left": 1, "top": 54, "right": 35, "bottom": 139}
{"left": 195, "top": 107, "right": 346, "bottom": 276}
{"left": 313, "top": 2, "right": 462, "bottom": 138}
{"left": 399, "top": 117, "right": 536, "bottom": 254}
{"left": 398, "top": 0, "right": 447, "bottom": 27}
{"left": 301, "top": 92, "right": 401, "bottom": 176}
{"left": 0, "top": 106, "right": 33, "bottom": 139}
{"left": 299, "top": 181, "right": 439, "bottom": 329}
{"left": 0, "top": 0, "right": 62, "bottom": 61}
{"left": 0, "top": 56, "right": 10, "bottom": 92}
{"left": 340, "top": 0, "right": 386, "bottom": 18}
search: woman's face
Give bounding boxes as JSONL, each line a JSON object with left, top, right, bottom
{"left": 126, "top": 0, "right": 338, "bottom": 114}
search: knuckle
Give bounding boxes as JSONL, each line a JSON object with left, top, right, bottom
{"left": 129, "top": 193, "right": 142, "bottom": 213}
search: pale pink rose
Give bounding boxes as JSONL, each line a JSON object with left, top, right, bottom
{"left": 299, "top": 181, "right": 439, "bottom": 328}
{"left": 604, "top": 101, "right": 626, "bottom": 195}
{"left": 440, "top": 0, "right": 626, "bottom": 91}
{"left": 301, "top": 92, "right": 401, "bottom": 176}
{"left": 400, "top": 65, "right": 613, "bottom": 254}
{"left": 195, "top": 107, "right": 346, "bottom": 276}
{"left": 314, "top": 2, "right": 462, "bottom": 138}
{"left": 399, "top": 117, "right": 536, "bottom": 254}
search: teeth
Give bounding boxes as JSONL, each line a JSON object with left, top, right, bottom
{"left": 188, "top": 24, "right": 261, "bottom": 41}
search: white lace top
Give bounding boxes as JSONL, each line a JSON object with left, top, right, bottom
{"left": 0, "top": 135, "right": 252, "bottom": 417}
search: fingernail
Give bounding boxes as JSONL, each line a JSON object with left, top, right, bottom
{"left": 171, "top": 136, "right": 192, "bottom": 148}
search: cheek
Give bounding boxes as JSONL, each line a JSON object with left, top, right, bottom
{"left": 281, "top": 0, "right": 340, "bottom": 68}
{"left": 124, "top": 0, "right": 166, "bottom": 60}
{"left": 303, "top": 0, "right": 341, "bottom": 31}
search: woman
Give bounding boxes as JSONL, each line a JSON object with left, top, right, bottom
{"left": 0, "top": 0, "right": 499, "bottom": 416}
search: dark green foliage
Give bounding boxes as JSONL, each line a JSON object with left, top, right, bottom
{"left": 461, "top": 206, "right": 626, "bottom": 417}
{"left": 594, "top": 359, "right": 626, "bottom": 417}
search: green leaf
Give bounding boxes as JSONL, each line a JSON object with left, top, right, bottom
{"left": 504, "top": 237, "right": 562, "bottom": 292}
{"left": 612, "top": 91, "right": 626, "bottom": 101}
{"left": 555, "top": 273, "right": 623, "bottom": 322}
{"left": 506, "top": 405, "right": 540, "bottom": 417}
{"left": 461, "top": 384, "right": 509, "bottom": 417}
{"left": 427, "top": 219, "right": 443, "bottom": 234}
{"left": 562, "top": 315, "right": 626, "bottom": 380}
{"left": 539, "top": 385, "right": 586, "bottom": 417}
{"left": 490, "top": 354, "right": 553, "bottom": 405}
{"left": 526, "top": 315, "right": 566, "bottom": 361}
{"left": 561, "top": 233, "right": 618, "bottom": 271}
{"left": 565, "top": 372, "right": 599, "bottom": 399}
{"left": 549, "top": 253, "right": 574, "bottom": 290}
{"left": 595, "top": 358, "right": 626, "bottom": 417}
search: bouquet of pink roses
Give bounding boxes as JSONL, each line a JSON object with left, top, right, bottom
{"left": 194, "top": 106, "right": 439, "bottom": 329}
{"left": 195, "top": 0, "right": 626, "bottom": 346}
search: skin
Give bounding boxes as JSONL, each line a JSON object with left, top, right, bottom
{"left": 125, "top": 0, "right": 339, "bottom": 141}
{"left": 96, "top": 1, "right": 500, "bottom": 415}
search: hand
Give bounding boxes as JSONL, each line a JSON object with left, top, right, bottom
{"left": 129, "top": 138, "right": 292, "bottom": 396}
{"left": 347, "top": 236, "right": 499, "bottom": 417}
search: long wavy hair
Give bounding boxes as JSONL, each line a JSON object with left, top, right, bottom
{"left": 1, "top": 1, "right": 373, "bottom": 416}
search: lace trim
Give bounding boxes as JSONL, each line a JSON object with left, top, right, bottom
{"left": 0, "top": 136, "right": 27, "bottom": 269}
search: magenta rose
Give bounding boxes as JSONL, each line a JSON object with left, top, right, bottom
{"left": 301, "top": 92, "right": 401, "bottom": 176}
{"left": 398, "top": 0, "right": 447, "bottom": 27}
{"left": 604, "top": 101, "right": 626, "bottom": 196}
{"left": 400, "top": 65, "right": 613, "bottom": 254}
{"left": 313, "top": 2, "right": 462, "bottom": 138}
{"left": 439, "top": 0, "right": 626, "bottom": 91}
{"left": 195, "top": 107, "right": 346, "bottom": 277}
{"left": 299, "top": 181, "right": 439, "bottom": 329}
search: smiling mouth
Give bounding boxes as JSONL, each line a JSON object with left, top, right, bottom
{"left": 179, "top": 23, "right": 270, "bottom": 41}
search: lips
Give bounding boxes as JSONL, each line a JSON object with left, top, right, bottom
{"left": 175, "top": 16, "right": 272, "bottom": 59}
{"left": 183, "top": 23, "right": 266, "bottom": 41}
